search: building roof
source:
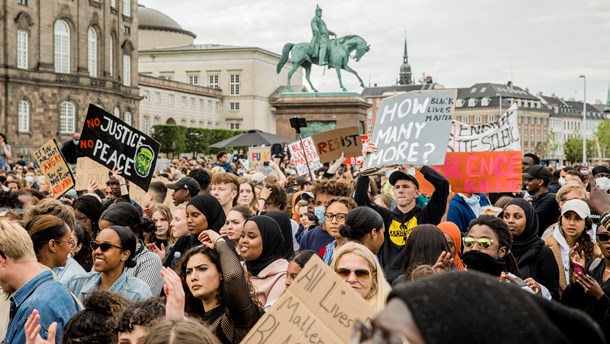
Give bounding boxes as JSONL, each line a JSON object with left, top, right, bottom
{"left": 457, "top": 83, "right": 539, "bottom": 100}
{"left": 138, "top": 5, "right": 196, "bottom": 38}
{"left": 361, "top": 84, "right": 435, "bottom": 97}
{"left": 565, "top": 101, "right": 607, "bottom": 120}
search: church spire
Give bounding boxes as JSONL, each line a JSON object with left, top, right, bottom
{"left": 398, "top": 32, "right": 412, "bottom": 85}
{"left": 605, "top": 82, "right": 610, "bottom": 115}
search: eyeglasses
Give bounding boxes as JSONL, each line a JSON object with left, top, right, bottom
{"left": 597, "top": 233, "right": 610, "bottom": 243}
{"left": 336, "top": 267, "right": 371, "bottom": 280}
{"left": 324, "top": 213, "right": 347, "bottom": 221}
{"left": 350, "top": 319, "right": 409, "bottom": 344}
{"left": 463, "top": 237, "right": 496, "bottom": 249}
{"left": 55, "top": 239, "right": 76, "bottom": 247}
{"left": 90, "top": 241, "right": 123, "bottom": 252}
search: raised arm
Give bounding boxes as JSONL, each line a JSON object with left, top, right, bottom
{"left": 420, "top": 166, "right": 450, "bottom": 225}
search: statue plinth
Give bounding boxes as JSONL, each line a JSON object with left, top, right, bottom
{"left": 271, "top": 92, "right": 371, "bottom": 138}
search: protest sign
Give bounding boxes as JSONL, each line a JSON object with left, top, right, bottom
{"left": 75, "top": 157, "right": 108, "bottom": 191}
{"left": 33, "top": 139, "right": 75, "bottom": 198}
{"left": 448, "top": 104, "right": 520, "bottom": 152}
{"left": 288, "top": 137, "right": 322, "bottom": 178}
{"left": 365, "top": 90, "right": 457, "bottom": 169}
{"left": 344, "top": 135, "right": 369, "bottom": 165}
{"left": 129, "top": 180, "right": 176, "bottom": 212}
{"left": 248, "top": 147, "right": 271, "bottom": 169}
{"left": 78, "top": 104, "right": 161, "bottom": 191}
{"left": 242, "top": 255, "right": 375, "bottom": 344}
{"left": 311, "top": 126, "right": 362, "bottom": 163}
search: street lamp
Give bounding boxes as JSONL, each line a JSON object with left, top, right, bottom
{"left": 496, "top": 93, "right": 503, "bottom": 117}
{"left": 579, "top": 75, "right": 586, "bottom": 165}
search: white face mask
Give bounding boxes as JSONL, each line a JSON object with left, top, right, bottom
{"left": 463, "top": 194, "right": 480, "bottom": 206}
{"left": 596, "top": 177, "right": 610, "bottom": 192}
{"left": 558, "top": 177, "right": 566, "bottom": 187}
{"left": 25, "top": 176, "right": 34, "bottom": 184}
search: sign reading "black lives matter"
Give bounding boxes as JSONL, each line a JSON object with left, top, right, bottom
{"left": 78, "top": 104, "right": 160, "bottom": 191}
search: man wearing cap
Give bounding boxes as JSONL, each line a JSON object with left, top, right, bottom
{"left": 523, "top": 165, "right": 560, "bottom": 236}
{"left": 354, "top": 147, "right": 450, "bottom": 283}
{"left": 167, "top": 177, "right": 200, "bottom": 207}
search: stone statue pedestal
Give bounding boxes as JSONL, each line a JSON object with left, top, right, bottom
{"left": 271, "top": 92, "right": 371, "bottom": 138}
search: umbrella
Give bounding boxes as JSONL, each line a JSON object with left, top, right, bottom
{"left": 210, "top": 129, "right": 295, "bottom": 148}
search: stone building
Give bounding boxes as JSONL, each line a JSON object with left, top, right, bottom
{"left": 0, "top": 0, "right": 140, "bottom": 157}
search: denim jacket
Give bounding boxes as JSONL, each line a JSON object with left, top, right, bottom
{"left": 67, "top": 271, "right": 152, "bottom": 303}
{"left": 4, "top": 270, "right": 79, "bottom": 344}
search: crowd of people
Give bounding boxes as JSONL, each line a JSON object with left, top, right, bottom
{"left": 1, "top": 140, "right": 610, "bottom": 343}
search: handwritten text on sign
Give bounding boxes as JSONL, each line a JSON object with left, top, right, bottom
{"left": 366, "top": 90, "right": 457, "bottom": 168}
{"left": 288, "top": 137, "right": 322, "bottom": 177}
{"left": 33, "top": 140, "right": 75, "bottom": 198}
{"left": 311, "top": 126, "right": 361, "bottom": 163}
{"left": 248, "top": 147, "right": 271, "bottom": 169}
{"left": 242, "top": 255, "right": 375, "bottom": 344}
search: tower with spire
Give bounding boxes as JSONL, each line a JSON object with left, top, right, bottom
{"left": 605, "top": 83, "right": 610, "bottom": 117}
{"left": 398, "top": 35, "right": 412, "bottom": 85}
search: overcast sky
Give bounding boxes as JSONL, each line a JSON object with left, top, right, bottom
{"left": 140, "top": 0, "right": 610, "bottom": 105}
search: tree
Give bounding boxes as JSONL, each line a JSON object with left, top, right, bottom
{"left": 595, "top": 119, "right": 610, "bottom": 159}
{"left": 539, "top": 128, "right": 560, "bottom": 160}
{"left": 151, "top": 125, "right": 187, "bottom": 158}
{"left": 564, "top": 136, "right": 595, "bottom": 164}
{"left": 151, "top": 125, "right": 244, "bottom": 158}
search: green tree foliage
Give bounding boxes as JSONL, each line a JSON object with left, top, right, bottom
{"left": 564, "top": 136, "right": 595, "bottom": 164}
{"left": 595, "top": 119, "right": 610, "bottom": 159}
{"left": 539, "top": 128, "right": 560, "bottom": 159}
{"left": 152, "top": 125, "right": 243, "bottom": 157}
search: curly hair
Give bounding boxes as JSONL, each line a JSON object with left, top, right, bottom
{"left": 266, "top": 183, "right": 288, "bottom": 211}
{"left": 466, "top": 215, "right": 521, "bottom": 277}
{"left": 115, "top": 297, "right": 166, "bottom": 334}
{"left": 311, "top": 179, "right": 352, "bottom": 199}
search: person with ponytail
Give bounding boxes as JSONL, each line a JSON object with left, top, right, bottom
{"left": 67, "top": 225, "right": 152, "bottom": 302}
{"left": 338, "top": 206, "right": 385, "bottom": 255}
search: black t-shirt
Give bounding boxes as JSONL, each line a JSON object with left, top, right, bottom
{"left": 532, "top": 191, "right": 560, "bottom": 236}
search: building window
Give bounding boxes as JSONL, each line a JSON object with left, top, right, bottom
{"left": 199, "top": 99, "right": 204, "bottom": 109}
{"left": 113, "top": 107, "right": 120, "bottom": 117}
{"left": 109, "top": 35, "right": 114, "bottom": 77}
{"left": 122, "top": 54, "right": 131, "bottom": 86}
{"left": 17, "top": 30, "right": 28, "bottom": 69}
{"left": 143, "top": 116, "right": 150, "bottom": 134}
{"left": 187, "top": 75, "right": 199, "bottom": 85}
{"left": 461, "top": 116, "right": 468, "bottom": 123}
{"left": 199, "top": 121, "right": 204, "bottom": 128}
{"left": 190, "top": 120, "right": 195, "bottom": 127}
{"left": 18, "top": 0, "right": 27, "bottom": 5}
{"left": 229, "top": 122, "right": 240, "bottom": 130}
{"left": 18, "top": 100, "right": 29, "bottom": 132}
{"left": 124, "top": 112, "right": 132, "bottom": 126}
{"left": 468, "top": 99, "right": 477, "bottom": 107}
{"left": 154, "top": 92, "right": 161, "bottom": 103}
{"left": 59, "top": 101, "right": 76, "bottom": 134}
{"left": 87, "top": 27, "right": 97, "bottom": 77}
{"left": 181, "top": 96, "right": 187, "bottom": 107}
{"left": 481, "top": 98, "right": 490, "bottom": 106}
{"left": 475, "top": 115, "right": 482, "bottom": 124}
{"left": 124, "top": 26, "right": 130, "bottom": 35}
{"left": 123, "top": 0, "right": 131, "bottom": 17}
{"left": 367, "top": 111, "right": 372, "bottom": 119}
{"left": 216, "top": 102, "right": 220, "bottom": 111}
{"left": 368, "top": 123, "right": 373, "bottom": 131}
{"left": 487, "top": 115, "right": 494, "bottom": 123}
{"left": 168, "top": 94, "right": 174, "bottom": 105}
{"left": 153, "top": 117, "right": 160, "bottom": 126}
{"left": 54, "top": 20, "right": 70, "bottom": 73}
{"left": 456, "top": 99, "right": 465, "bottom": 107}
{"left": 181, "top": 119, "right": 187, "bottom": 125}
{"left": 111, "top": 0, "right": 116, "bottom": 8}
{"left": 143, "top": 90, "right": 150, "bottom": 101}
{"left": 191, "top": 98, "right": 196, "bottom": 108}
{"left": 208, "top": 74, "right": 219, "bottom": 89}
{"left": 229, "top": 102, "right": 240, "bottom": 111}
{"left": 230, "top": 74, "right": 240, "bottom": 95}
{"left": 208, "top": 100, "right": 212, "bottom": 110}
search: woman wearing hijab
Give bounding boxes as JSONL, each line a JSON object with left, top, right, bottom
{"left": 437, "top": 221, "right": 465, "bottom": 270}
{"left": 164, "top": 194, "right": 226, "bottom": 269}
{"left": 502, "top": 198, "right": 560, "bottom": 299}
{"left": 239, "top": 215, "right": 288, "bottom": 311}
{"left": 265, "top": 210, "right": 295, "bottom": 260}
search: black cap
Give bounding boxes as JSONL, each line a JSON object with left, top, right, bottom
{"left": 389, "top": 170, "right": 419, "bottom": 189}
{"left": 523, "top": 165, "right": 551, "bottom": 182}
{"left": 166, "top": 177, "right": 200, "bottom": 196}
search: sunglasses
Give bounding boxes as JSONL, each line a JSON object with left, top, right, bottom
{"left": 597, "top": 233, "right": 610, "bottom": 243}
{"left": 90, "top": 241, "right": 123, "bottom": 252}
{"left": 336, "top": 268, "right": 371, "bottom": 280}
{"left": 463, "top": 237, "right": 496, "bottom": 249}
{"left": 325, "top": 213, "right": 347, "bottom": 221}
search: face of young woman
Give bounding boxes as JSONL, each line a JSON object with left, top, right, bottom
{"left": 335, "top": 252, "right": 373, "bottom": 300}
{"left": 170, "top": 208, "right": 189, "bottom": 239}
{"left": 92, "top": 229, "right": 128, "bottom": 274}
{"left": 186, "top": 205, "right": 209, "bottom": 235}
{"left": 238, "top": 183, "right": 255, "bottom": 207}
{"left": 151, "top": 211, "right": 170, "bottom": 238}
{"left": 185, "top": 253, "right": 221, "bottom": 301}
{"left": 464, "top": 224, "right": 505, "bottom": 260}
{"left": 285, "top": 261, "right": 302, "bottom": 288}
{"left": 502, "top": 205, "right": 527, "bottom": 238}
{"left": 298, "top": 206, "right": 312, "bottom": 228}
{"left": 52, "top": 226, "right": 73, "bottom": 268}
{"left": 225, "top": 210, "right": 246, "bottom": 242}
{"left": 560, "top": 211, "right": 586, "bottom": 240}
{"left": 239, "top": 221, "right": 263, "bottom": 261}
{"left": 597, "top": 225, "right": 610, "bottom": 259}
{"left": 443, "top": 232, "right": 456, "bottom": 257}
{"left": 325, "top": 202, "right": 349, "bottom": 239}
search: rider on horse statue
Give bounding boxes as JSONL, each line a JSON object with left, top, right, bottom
{"left": 310, "top": 5, "right": 336, "bottom": 66}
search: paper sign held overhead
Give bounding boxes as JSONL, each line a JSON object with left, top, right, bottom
{"left": 74, "top": 157, "right": 108, "bottom": 191}
{"left": 78, "top": 104, "right": 161, "bottom": 191}
{"left": 33, "top": 139, "right": 75, "bottom": 198}
{"left": 242, "top": 255, "right": 376, "bottom": 344}
{"left": 365, "top": 90, "right": 457, "bottom": 169}
{"left": 311, "top": 126, "right": 362, "bottom": 163}
{"left": 248, "top": 147, "right": 271, "bottom": 169}
{"left": 288, "top": 137, "right": 322, "bottom": 178}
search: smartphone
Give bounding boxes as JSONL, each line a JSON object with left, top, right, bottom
{"left": 573, "top": 263, "right": 585, "bottom": 276}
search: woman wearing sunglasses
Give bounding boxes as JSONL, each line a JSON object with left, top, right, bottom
{"left": 501, "top": 198, "right": 560, "bottom": 299}
{"left": 561, "top": 223, "right": 610, "bottom": 340}
{"left": 320, "top": 197, "right": 357, "bottom": 264}
{"left": 25, "top": 214, "right": 76, "bottom": 272}
{"left": 330, "top": 242, "right": 391, "bottom": 313}
{"left": 544, "top": 199, "right": 600, "bottom": 295}
{"left": 67, "top": 225, "right": 152, "bottom": 302}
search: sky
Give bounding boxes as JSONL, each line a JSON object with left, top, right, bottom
{"left": 139, "top": 0, "right": 610, "bottom": 105}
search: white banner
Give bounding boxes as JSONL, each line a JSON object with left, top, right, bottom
{"left": 288, "top": 137, "right": 322, "bottom": 177}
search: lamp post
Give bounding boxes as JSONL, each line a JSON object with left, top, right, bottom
{"left": 579, "top": 75, "right": 586, "bottom": 165}
{"left": 497, "top": 93, "right": 503, "bottom": 117}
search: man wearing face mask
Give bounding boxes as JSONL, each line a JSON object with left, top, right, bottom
{"left": 61, "top": 132, "right": 82, "bottom": 170}
{"left": 447, "top": 193, "right": 491, "bottom": 233}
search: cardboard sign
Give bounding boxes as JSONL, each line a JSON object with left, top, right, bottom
{"left": 78, "top": 104, "right": 160, "bottom": 191}
{"left": 248, "top": 147, "right": 271, "bottom": 169}
{"left": 33, "top": 139, "right": 75, "bottom": 198}
{"left": 344, "top": 135, "right": 369, "bottom": 165}
{"left": 448, "top": 104, "right": 520, "bottom": 152}
{"left": 242, "top": 255, "right": 375, "bottom": 343}
{"left": 129, "top": 179, "right": 176, "bottom": 212}
{"left": 366, "top": 90, "right": 457, "bottom": 169}
{"left": 74, "top": 157, "right": 109, "bottom": 191}
{"left": 311, "top": 126, "right": 362, "bottom": 163}
{"left": 288, "top": 137, "right": 322, "bottom": 178}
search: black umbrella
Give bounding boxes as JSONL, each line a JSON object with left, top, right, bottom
{"left": 210, "top": 129, "right": 295, "bottom": 148}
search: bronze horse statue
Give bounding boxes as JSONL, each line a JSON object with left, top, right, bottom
{"left": 277, "top": 35, "right": 370, "bottom": 92}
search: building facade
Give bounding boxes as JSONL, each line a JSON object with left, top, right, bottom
{"left": 0, "top": 0, "right": 140, "bottom": 156}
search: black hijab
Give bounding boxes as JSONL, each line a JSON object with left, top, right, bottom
{"left": 244, "top": 215, "right": 285, "bottom": 276}
{"left": 187, "top": 194, "right": 226, "bottom": 232}
{"left": 265, "top": 211, "right": 295, "bottom": 260}
{"left": 501, "top": 198, "right": 543, "bottom": 259}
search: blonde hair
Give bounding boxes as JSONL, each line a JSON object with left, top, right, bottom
{"left": 330, "top": 242, "right": 391, "bottom": 313}
{"left": 23, "top": 198, "right": 75, "bottom": 230}
{"left": 556, "top": 184, "right": 586, "bottom": 204}
{"left": 0, "top": 220, "right": 36, "bottom": 262}
{"left": 148, "top": 204, "right": 175, "bottom": 244}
